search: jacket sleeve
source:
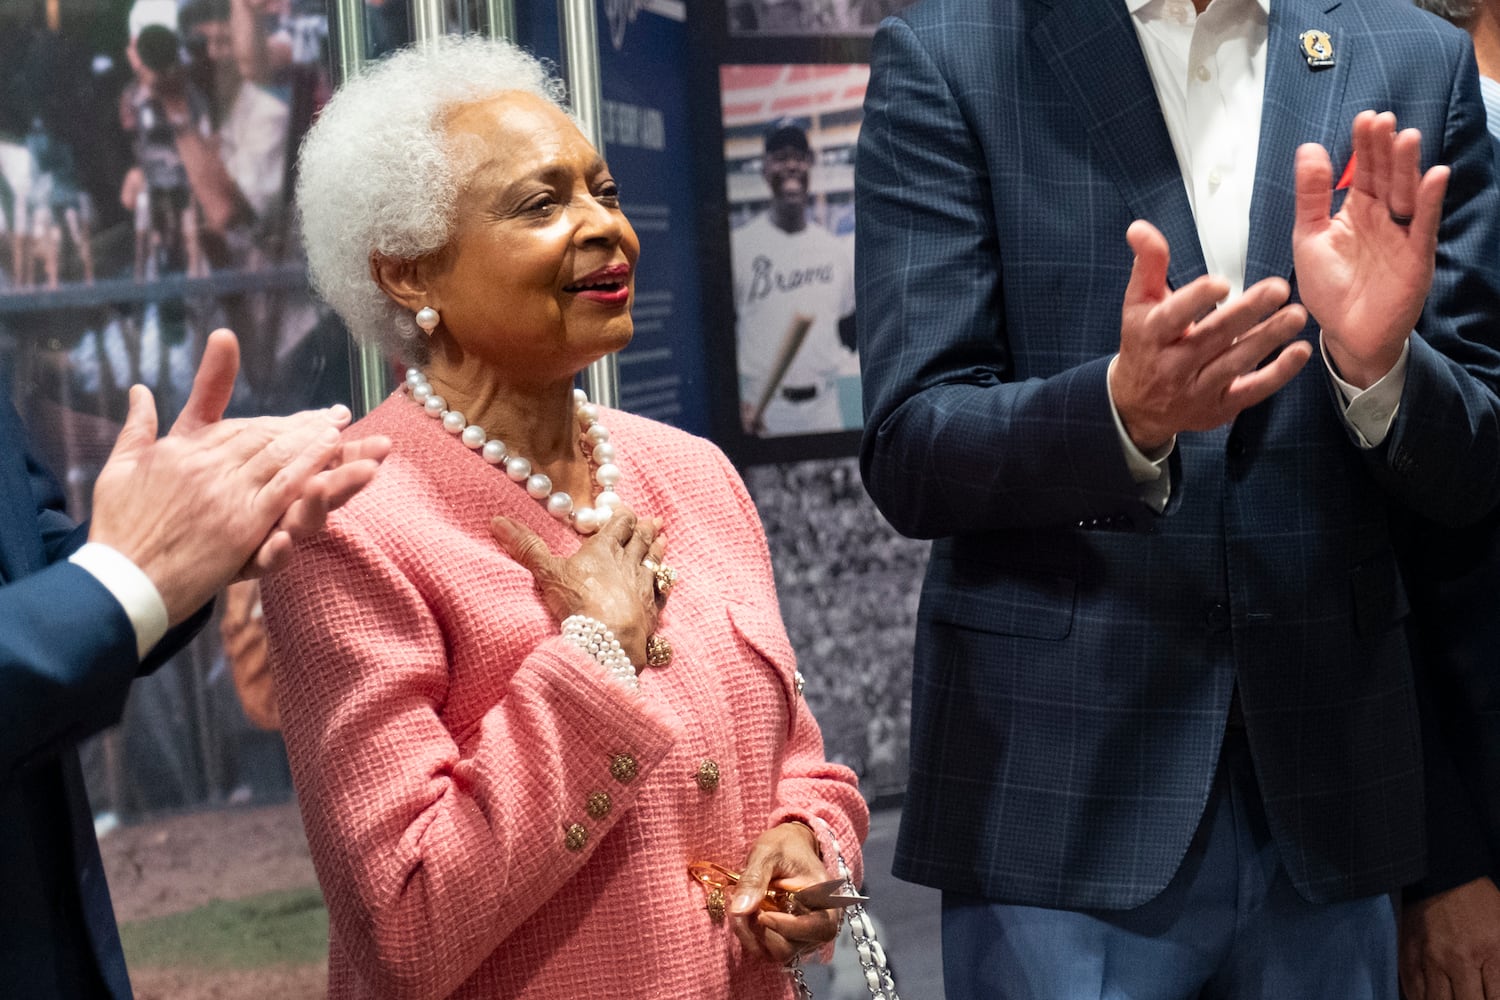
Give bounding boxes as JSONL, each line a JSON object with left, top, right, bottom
{"left": 0, "top": 561, "right": 140, "bottom": 779}
{"left": 0, "top": 435, "right": 137, "bottom": 778}
{"left": 1366, "top": 38, "right": 1500, "bottom": 527}
{"left": 260, "top": 517, "right": 682, "bottom": 1000}
{"left": 1400, "top": 508, "right": 1500, "bottom": 899}
{"left": 0, "top": 437, "right": 208, "bottom": 779}
{"left": 1407, "top": 665, "right": 1494, "bottom": 900}
{"left": 854, "top": 17, "right": 1160, "bottom": 540}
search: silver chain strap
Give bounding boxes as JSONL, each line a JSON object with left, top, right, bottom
{"left": 789, "top": 823, "right": 902, "bottom": 1000}
{"left": 843, "top": 897, "right": 901, "bottom": 999}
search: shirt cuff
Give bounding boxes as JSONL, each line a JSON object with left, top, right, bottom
{"left": 68, "top": 542, "right": 169, "bottom": 661}
{"left": 1107, "top": 356, "right": 1173, "bottom": 512}
{"left": 1322, "top": 335, "right": 1409, "bottom": 449}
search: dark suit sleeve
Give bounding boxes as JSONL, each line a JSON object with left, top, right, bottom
{"left": 1394, "top": 60, "right": 1500, "bottom": 902}
{"left": 1408, "top": 667, "right": 1494, "bottom": 900}
{"left": 1, "top": 433, "right": 209, "bottom": 780}
{"left": 29, "top": 449, "right": 90, "bottom": 563}
{"left": 1400, "top": 509, "right": 1500, "bottom": 900}
{"left": 1368, "top": 41, "right": 1500, "bottom": 528}
{"left": 855, "top": 18, "right": 1157, "bottom": 540}
{"left": 1412, "top": 609, "right": 1496, "bottom": 900}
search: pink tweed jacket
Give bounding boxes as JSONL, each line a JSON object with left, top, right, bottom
{"left": 261, "top": 394, "right": 868, "bottom": 1000}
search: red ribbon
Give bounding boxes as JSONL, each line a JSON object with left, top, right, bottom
{"left": 1336, "top": 152, "right": 1356, "bottom": 190}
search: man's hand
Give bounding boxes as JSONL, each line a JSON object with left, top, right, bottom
{"left": 87, "top": 329, "right": 389, "bottom": 624}
{"left": 1293, "top": 110, "right": 1450, "bottom": 389}
{"left": 1401, "top": 877, "right": 1500, "bottom": 1000}
{"left": 238, "top": 433, "right": 390, "bottom": 578}
{"left": 1111, "top": 220, "right": 1312, "bottom": 453}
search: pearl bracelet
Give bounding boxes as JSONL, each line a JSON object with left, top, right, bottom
{"left": 561, "top": 615, "right": 638, "bottom": 691}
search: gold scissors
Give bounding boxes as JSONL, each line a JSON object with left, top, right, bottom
{"left": 688, "top": 860, "right": 869, "bottom": 914}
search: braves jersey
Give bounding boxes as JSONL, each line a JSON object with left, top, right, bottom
{"left": 731, "top": 212, "right": 858, "bottom": 436}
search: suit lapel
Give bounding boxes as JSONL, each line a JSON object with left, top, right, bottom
{"left": 1246, "top": 0, "right": 1352, "bottom": 287}
{"left": 1032, "top": 0, "right": 1207, "bottom": 290}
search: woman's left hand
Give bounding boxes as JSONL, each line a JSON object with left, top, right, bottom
{"left": 728, "top": 822, "right": 841, "bottom": 965}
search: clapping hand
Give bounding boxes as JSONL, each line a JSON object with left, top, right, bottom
{"left": 88, "top": 329, "right": 390, "bottom": 625}
{"left": 1293, "top": 110, "right": 1449, "bottom": 389}
{"left": 1110, "top": 221, "right": 1312, "bottom": 453}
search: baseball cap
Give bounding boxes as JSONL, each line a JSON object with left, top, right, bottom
{"left": 764, "top": 118, "right": 811, "bottom": 156}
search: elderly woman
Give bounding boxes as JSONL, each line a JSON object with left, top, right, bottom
{"left": 259, "top": 35, "right": 868, "bottom": 1000}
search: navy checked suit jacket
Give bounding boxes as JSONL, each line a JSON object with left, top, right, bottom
{"left": 1399, "top": 506, "right": 1500, "bottom": 902}
{"left": 0, "top": 398, "right": 204, "bottom": 997}
{"left": 856, "top": 0, "right": 1500, "bottom": 909}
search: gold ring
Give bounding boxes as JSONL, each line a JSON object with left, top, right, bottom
{"left": 646, "top": 633, "right": 673, "bottom": 667}
{"left": 652, "top": 562, "right": 678, "bottom": 599}
{"left": 642, "top": 557, "right": 658, "bottom": 573}
{"left": 706, "top": 887, "right": 727, "bottom": 922}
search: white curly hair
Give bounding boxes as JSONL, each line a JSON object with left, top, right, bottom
{"left": 296, "top": 34, "right": 574, "bottom": 363}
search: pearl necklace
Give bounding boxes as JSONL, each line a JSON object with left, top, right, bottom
{"left": 404, "top": 368, "right": 622, "bottom": 534}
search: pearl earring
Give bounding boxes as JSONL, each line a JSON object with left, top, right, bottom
{"left": 415, "top": 306, "right": 440, "bottom": 334}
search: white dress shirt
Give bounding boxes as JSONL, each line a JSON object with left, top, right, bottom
{"left": 1480, "top": 75, "right": 1500, "bottom": 140}
{"left": 69, "top": 542, "right": 169, "bottom": 660}
{"left": 1131, "top": 0, "right": 1267, "bottom": 297}
{"left": 1111, "top": 0, "right": 1406, "bottom": 507}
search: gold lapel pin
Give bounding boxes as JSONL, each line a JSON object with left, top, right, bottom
{"left": 1299, "top": 29, "right": 1335, "bottom": 69}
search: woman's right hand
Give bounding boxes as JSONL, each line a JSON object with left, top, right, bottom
{"left": 491, "top": 508, "right": 665, "bottom": 669}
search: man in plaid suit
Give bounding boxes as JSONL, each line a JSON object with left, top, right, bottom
{"left": 855, "top": 0, "right": 1500, "bottom": 995}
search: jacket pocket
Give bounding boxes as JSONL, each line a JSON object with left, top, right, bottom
{"left": 928, "top": 573, "right": 1076, "bottom": 640}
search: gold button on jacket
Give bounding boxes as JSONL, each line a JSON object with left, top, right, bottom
{"left": 609, "top": 753, "right": 638, "bottom": 783}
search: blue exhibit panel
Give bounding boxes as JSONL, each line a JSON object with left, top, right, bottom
{"left": 518, "top": 0, "right": 710, "bottom": 436}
